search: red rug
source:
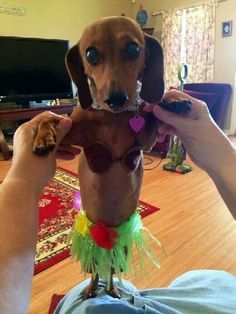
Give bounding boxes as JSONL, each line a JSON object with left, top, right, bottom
{"left": 35, "top": 167, "right": 160, "bottom": 275}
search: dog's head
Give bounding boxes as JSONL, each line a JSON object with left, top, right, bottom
{"left": 66, "top": 16, "right": 164, "bottom": 112}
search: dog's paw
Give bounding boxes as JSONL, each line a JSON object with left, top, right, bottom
{"left": 33, "top": 117, "right": 59, "bottom": 156}
{"left": 33, "top": 139, "right": 56, "bottom": 156}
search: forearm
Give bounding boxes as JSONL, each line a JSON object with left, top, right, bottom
{"left": 0, "top": 180, "right": 39, "bottom": 314}
{"left": 208, "top": 147, "right": 236, "bottom": 219}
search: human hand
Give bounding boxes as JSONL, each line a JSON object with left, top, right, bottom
{"left": 145, "top": 89, "right": 234, "bottom": 175}
{"left": 6, "top": 112, "right": 80, "bottom": 195}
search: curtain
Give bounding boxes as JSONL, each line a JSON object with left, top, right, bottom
{"left": 161, "top": 10, "right": 183, "bottom": 89}
{"left": 161, "top": 0, "right": 217, "bottom": 87}
{"left": 185, "top": 0, "right": 218, "bottom": 83}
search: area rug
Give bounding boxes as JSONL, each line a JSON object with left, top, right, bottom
{"left": 35, "top": 167, "right": 160, "bottom": 275}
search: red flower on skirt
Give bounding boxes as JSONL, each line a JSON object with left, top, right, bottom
{"left": 90, "top": 222, "right": 118, "bottom": 250}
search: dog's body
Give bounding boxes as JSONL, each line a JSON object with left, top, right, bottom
{"left": 33, "top": 16, "right": 164, "bottom": 298}
{"left": 64, "top": 106, "right": 157, "bottom": 227}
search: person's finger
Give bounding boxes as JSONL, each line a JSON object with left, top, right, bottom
{"left": 15, "top": 112, "right": 65, "bottom": 144}
{"left": 54, "top": 118, "right": 72, "bottom": 147}
{"left": 153, "top": 105, "right": 188, "bottom": 129}
{"left": 27, "top": 111, "right": 63, "bottom": 129}
{"left": 57, "top": 145, "right": 81, "bottom": 156}
{"left": 56, "top": 151, "right": 77, "bottom": 160}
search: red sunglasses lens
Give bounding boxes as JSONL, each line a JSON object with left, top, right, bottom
{"left": 84, "top": 143, "right": 113, "bottom": 173}
{"left": 123, "top": 150, "right": 141, "bottom": 172}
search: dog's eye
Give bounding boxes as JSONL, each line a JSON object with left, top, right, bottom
{"left": 86, "top": 47, "right": 101, "bottom": 65}
{"left": 125, "top": 42, "right": 140, "bottom": 60}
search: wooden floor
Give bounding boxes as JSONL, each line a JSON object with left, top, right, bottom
{"left": 1, "top": 151, "right": 236, "bottom": 314}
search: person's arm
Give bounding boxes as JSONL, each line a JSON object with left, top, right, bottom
{"left": 0, "top": 112, "right": 73, "bottom": 314}
{"left": 145, "top": 90, "right": 236, "bottom": 219}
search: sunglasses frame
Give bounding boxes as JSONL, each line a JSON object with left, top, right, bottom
{"left": 84, "top": 141, "right": 142, "bottom": 174}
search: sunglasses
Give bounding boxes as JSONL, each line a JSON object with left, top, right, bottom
{"left": 84, "top": 141, "right": 142, "bottom": 174}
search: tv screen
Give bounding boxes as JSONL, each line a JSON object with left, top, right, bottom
{"left": 0, "top": 36, "right": 73, "bottom": 106}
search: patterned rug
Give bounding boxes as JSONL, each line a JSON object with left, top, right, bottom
{"left": 35, "top": 167, "right": 160, "bottom": 274}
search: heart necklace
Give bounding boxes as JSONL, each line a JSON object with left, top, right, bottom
{"left": 128, "top": 103, "right": 145, "bottom": 133}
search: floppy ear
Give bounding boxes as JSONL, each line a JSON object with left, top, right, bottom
{"left": 65, "top": 44, "right": 93, "bottom": 109}
{"left": 140, "top": 35, "right": 164, "bottom": 103}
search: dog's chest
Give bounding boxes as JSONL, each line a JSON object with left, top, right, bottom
{"left": 86, "top": 111, "right": 136, "bottom": 153}
{"left": 102, "top": 124, "right": 133, "bottom": 152}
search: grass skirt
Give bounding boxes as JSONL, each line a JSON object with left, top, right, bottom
{"left": 68, "top": 211, "right": 162, "bottom": 283}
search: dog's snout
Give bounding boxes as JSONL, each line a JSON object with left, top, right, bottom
{"left": 104, "top": 92, "right": 129, "bottom": 109}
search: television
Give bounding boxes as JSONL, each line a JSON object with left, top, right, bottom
{"left": 0, "top": 36, "right": 73, "bottom": 107}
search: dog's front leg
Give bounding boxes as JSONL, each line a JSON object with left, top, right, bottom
{"left": 33, "top": 107, "right": 89, "bottom": 155}
{"left": 137, "top": 111, "right": 159, "bottom": 152}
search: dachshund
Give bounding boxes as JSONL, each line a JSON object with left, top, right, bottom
{"left": 33, "top": 16, "right": 164, "bottom": 299}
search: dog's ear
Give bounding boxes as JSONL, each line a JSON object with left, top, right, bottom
{"left": 140, "top": 35, "right": 164, "bottom": 103}
{"left": 65, "top": 44, "right": 93, "bottom": 109}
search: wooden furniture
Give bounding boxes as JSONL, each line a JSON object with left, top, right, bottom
{"left": 0, "top": 103, "right": 76, "bottom": 160}
{"left": 184, "top": 83, "right": 232, "bottom": 129}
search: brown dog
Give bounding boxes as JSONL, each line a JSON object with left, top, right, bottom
{"left": 33, "top": 16, "right": 164, "bottom": 298}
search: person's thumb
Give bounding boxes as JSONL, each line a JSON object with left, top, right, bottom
{"left": 55, "top": 118, "right": 72, "bottom": 148}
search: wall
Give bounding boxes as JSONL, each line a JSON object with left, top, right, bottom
{"left": 214, "top": 0, "right": 236, "bottom": 132}
{"left": 132, "top": 0, "right": 236, "bottom": 131}
{"left": 0, "top": 0, "right": 132, "bottom": 45}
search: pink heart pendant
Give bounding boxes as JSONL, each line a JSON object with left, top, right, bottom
{"left": 129, "top": 116, "right": 145, "bottom": 133}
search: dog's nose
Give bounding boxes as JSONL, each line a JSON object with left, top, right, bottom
{"left": 104, "top": 92, "right": 129, "bottom": 109}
